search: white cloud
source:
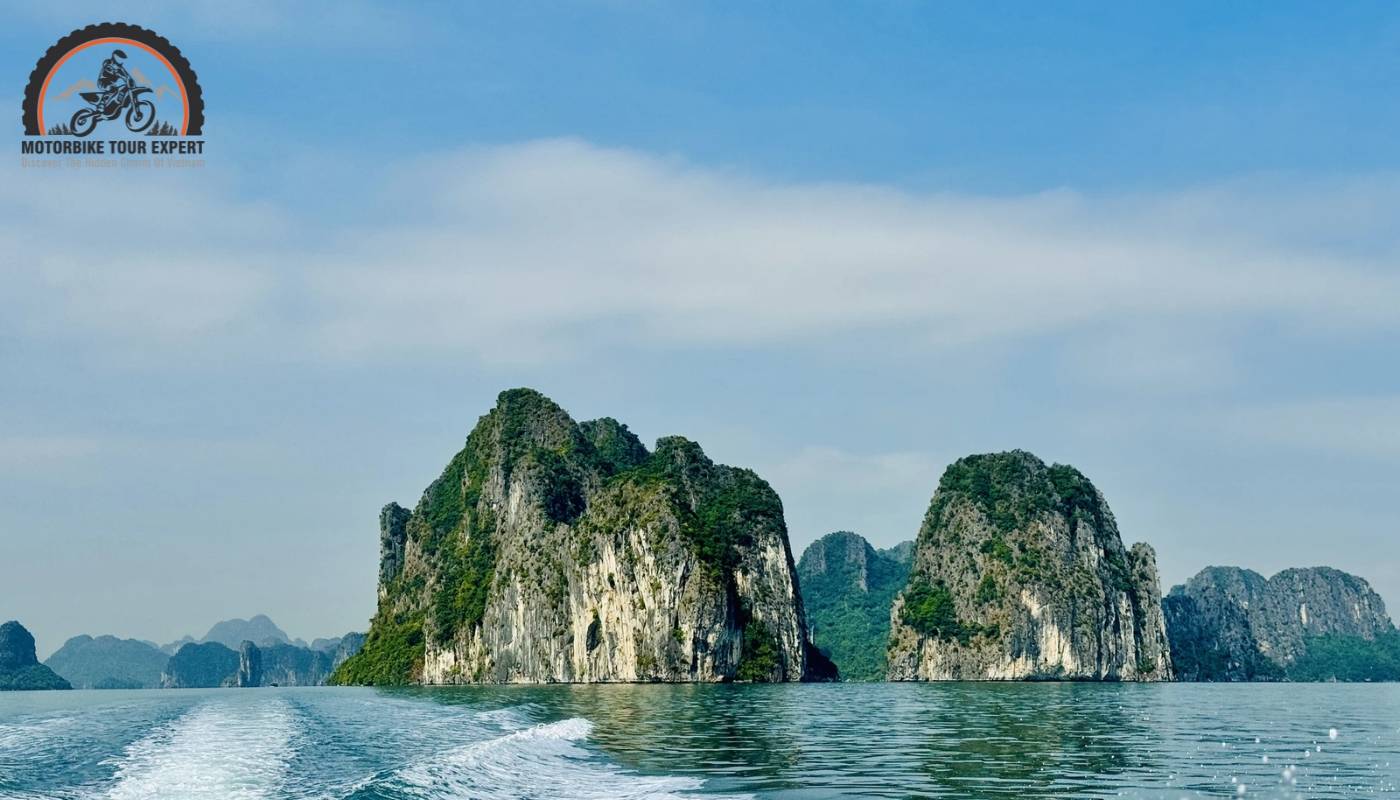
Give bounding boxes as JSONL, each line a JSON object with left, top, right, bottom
{"left": 6, "top": 139, "right": 1400, "bottom": 366}
{"left": 302, "top": 140, "right": 1400, "bottom": 362}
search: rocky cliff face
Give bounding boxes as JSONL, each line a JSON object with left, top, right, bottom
{"left": 44, "top": 635, "right": 167, "bottom": 689}
{"left": 797, "top": 532, "right": 910, "bottom": 681}
{"left": 334, "top": 388, "right": 831, "bottom": 685}
{"left": 235, "top": 641, "right": 262, "bottom": 687}
{"left": 261, "top": 643, "right": 336, "bottom": 686}
{"left": 1164, "top": 565, "right": 1394, "bottom": 680}
{"left": 887, "top": 451, "right": 1172, "bottom": 681}
{"left": 226, "top": 639, "right": 356, "bottom": 688}
{"left": 0, "top": 621, "right": 71, "bottom": 691}
{"left": 229, "top": 641, "right": 334, "bottom": 687}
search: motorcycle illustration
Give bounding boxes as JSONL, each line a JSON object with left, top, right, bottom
{"left": 70, "top": 84, "right": 156, "bottom": 137}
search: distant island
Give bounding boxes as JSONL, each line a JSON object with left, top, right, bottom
{"left": 2, "top": 616, "right": 366, "bottom": 691}
{"left": 45, "top": 634, "right": 168, "bottom": 689}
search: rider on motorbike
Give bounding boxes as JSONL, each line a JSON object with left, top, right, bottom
{"left": 95, "top": 49, "right": 134, "bottom": 111}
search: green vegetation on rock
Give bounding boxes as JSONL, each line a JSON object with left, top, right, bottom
{"left": 797, "top": 532, "right": 910, "bottom": 681}
{"left": 928, "top": 452, "right": 1106, "bottom": 537}
{"left": 1287, "top": 632, "right": 1400, "bottom": 681}
{"left": 610, "top": 436, "right": 783, "bottom": 579}
{"left": 329, "top": 613, "right": 425, "bottom": 686}
{"left": 736, "top": 620, "right": 782, "bottom": 681}
{"left": 900, "top": 577, "right": 964, "bottom": 640}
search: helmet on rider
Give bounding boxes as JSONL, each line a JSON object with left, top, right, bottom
{"left": 112, "top": 49, "right": 128, "bottom": 61}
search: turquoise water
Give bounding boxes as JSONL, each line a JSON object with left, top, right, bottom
{"left": 1, "top": 683, "right": 1397, "bottom": 798}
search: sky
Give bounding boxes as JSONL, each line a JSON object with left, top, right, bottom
{"left": 3, "top": 1, "right": 1399, "bottom": 657}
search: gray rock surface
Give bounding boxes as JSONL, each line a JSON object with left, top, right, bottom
{"left": 1164, "top": 565, "right": 1394, "bottom": 680}
{"left": 235, "top": 640, "right": 262, "bottom": 687}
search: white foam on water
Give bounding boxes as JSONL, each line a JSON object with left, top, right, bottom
{"left": 394, "top": 717, "right": 747, "bottom": 800}
{"left": 95, "top": 697, "right": 298, "bottom": 800}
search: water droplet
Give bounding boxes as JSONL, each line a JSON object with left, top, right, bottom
{"left": 1329, "top": 728, "right": 1339, "bottom": 741}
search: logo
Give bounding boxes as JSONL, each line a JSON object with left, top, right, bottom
{"left": 21, "top": 22, "right": 204, "bottom": 161}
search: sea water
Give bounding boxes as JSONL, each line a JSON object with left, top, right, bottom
{"left": 1, "top": 683, "right": 1396, "bottom": 798}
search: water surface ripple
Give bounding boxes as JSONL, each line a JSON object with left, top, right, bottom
{"left": 0, "top": 683, "right": 1395, "bottom": 798}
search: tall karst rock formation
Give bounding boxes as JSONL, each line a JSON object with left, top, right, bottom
{"left": 334, "top": 388, "right": 833, "bottom": 685}
{"left": 887, "top": 451, "right": 1172, "bottom": 681}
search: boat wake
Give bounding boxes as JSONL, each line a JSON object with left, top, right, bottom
{"left": 388, "top": 717, "right": 741, "bottom": 800}
{"left": 96, "top": 697, "right": 298, "bottom": 800}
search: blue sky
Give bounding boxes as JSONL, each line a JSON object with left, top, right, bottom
{"left": 3, "top": 2, "right": 1399, "bottom": 654}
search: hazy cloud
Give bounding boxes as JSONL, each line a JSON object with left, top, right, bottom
{"left": 6, "top": 139, "right": 1399, "bottom": 368}
{"left": 1224, "top": 396, "right": 1400, "bottom": 459}
{"left": 0, "top": 436, "right": 101, "bottom": 472}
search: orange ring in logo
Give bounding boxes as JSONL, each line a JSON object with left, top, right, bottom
{"left": 37, "top": 37, "right": 189, "bottom": 135}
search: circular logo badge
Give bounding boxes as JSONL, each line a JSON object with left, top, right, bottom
{"left": 22, "top": 22, "right": 204, "bottom": 137}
